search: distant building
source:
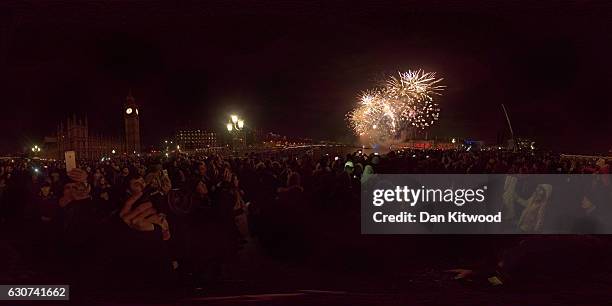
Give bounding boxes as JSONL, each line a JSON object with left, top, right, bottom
{"left": 40, "top": 136, "right": 58, "bottom": 159}
{"left": 175, "top": 129, "right": 217, "bottom": 151}
{"left": 251, "top": 128, "right": 268, "bottom": 144}
{"left": 55, "top": 114, "right": 122, "bottom": 160}
{"left": 48, "top": 91, "right": 139, "bottom": 160}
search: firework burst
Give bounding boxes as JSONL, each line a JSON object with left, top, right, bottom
{"left": 347, "top": 90, "right": 400, "bottom": 140}
{"left": 384, "top": 70, "right": 444, "bottom": 129}
{"left": 347, "top": 70, "right": 445, "bottom": 141}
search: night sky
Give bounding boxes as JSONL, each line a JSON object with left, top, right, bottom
{"left": 0, "top": 1, "right": 610, "bottom": 154}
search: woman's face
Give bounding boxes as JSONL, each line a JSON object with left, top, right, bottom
{"left": 129, "top": 177, "right": 145, "bottom": 194}
{"left": 63, "top": 183, "right": 76, "bottom": 199}
{"left": 198, "top": 163, "right": 207, "bottom": 176}
{"left": 41, "top": 186, "right": 51, "bottom": 197}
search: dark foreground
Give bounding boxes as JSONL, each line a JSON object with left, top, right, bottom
{"left": 4, "top": 234, "right": 612, "bottom": 306}
{"left": 2, "top": 150, "right": 611, "bottom": 305}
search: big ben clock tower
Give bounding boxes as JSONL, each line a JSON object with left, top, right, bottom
{"left": 123, "top": 91, "right": 141, "bottom": 154}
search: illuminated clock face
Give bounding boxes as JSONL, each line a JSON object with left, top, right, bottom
{"left": 125, "top": 107, "right": 133, "bottom": 115}
{"left": 135, "top": 108, "right": 139, "bottom": 115}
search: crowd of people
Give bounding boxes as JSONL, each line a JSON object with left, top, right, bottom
{"left": 0, "top": 148, "right": 611, "bottom": 297}
{"left": 363, "top": 149, "right": 612, "bottom": 234}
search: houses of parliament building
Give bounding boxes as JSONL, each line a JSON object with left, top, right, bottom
{"left": 47, "top": 92, "right": 141, "bottom": 160}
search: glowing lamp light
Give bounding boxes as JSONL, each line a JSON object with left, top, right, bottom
{"left": 126, "top": 108, "right": 133, "bottom": 115}
{"left": 111, "top": 149, "right": 116, "bottom": 154}
{"left": 237, "top": 120, "right": 244, "bottom": 129}
{"left": 451, "top": 138, "right": 456, "bottom": 144}
{"left": 231, "top": 115, "right": 238, "bottom": 124}
{"left": 226, "top": 123, "right": 234, "bottom": 132}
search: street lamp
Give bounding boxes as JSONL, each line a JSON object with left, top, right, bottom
{"left": 31, "top": 145, "right": 41, "bottom": 153}
{"left": 227, "top": 115, "right": 245, "bottom": 132}
{"left": 227, "top": 115, "right": 245, "bottom": 153}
